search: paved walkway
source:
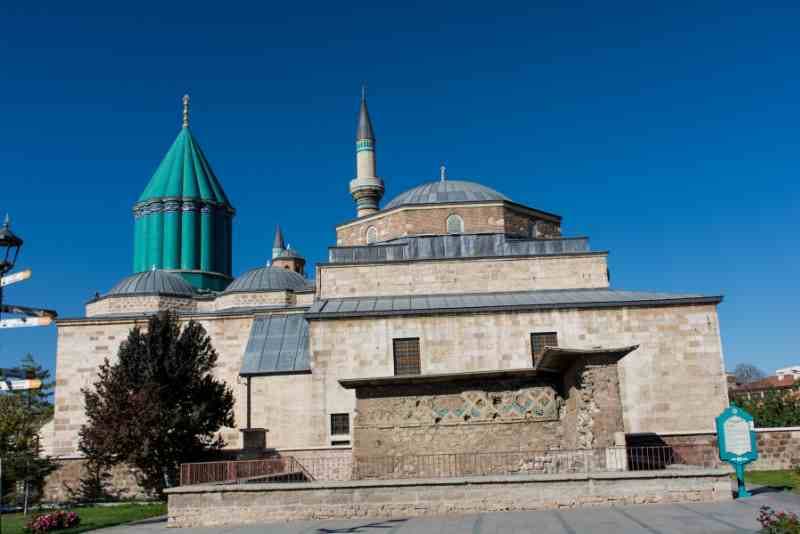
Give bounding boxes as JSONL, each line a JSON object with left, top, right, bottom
{"left": 111, "top": 489, "right": 800, "bottom": 534}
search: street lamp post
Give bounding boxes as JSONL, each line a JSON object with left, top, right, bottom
{"left": 0, "top": 214, "right": 24, "bottom": 322}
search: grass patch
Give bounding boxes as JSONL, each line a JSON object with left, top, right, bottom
{"left": 742, "top": 469, "right": 800, "bottom": 493}
{"left": 1, "top": 503, "right": 166, "bottom": 534}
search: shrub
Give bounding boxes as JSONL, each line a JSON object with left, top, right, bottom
{"left": 25, "top": 510, "right": 80, "bottom": 534}
{"left": 758, "top": 506, "right": 800, "bottom": 533}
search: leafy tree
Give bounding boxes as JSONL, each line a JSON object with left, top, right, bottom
{"left": 79, "top": 312, "right": 235, "bottom": 498}
{"left": 0, "top": 354, "right": 57, "bottom": 507}
{"left": 734, "top": 363, "right": 766, "bottom": 385}
{"left": 733, "top": 384, "right": 800, "bottom": 428}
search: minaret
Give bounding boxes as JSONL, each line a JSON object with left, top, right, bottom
{"left": 349, "top": 87, "right": 384, "bottom": 217}
{"left": 272, "top": 225, "right": 285, "bottom": 260}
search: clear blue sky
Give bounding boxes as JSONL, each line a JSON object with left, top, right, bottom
{"left": 1, "top": 2, "right": 797, "bottom": 377}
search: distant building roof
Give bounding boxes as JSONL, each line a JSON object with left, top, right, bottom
{"left": 105, "top": 270, "right": 195, "bottom": 298}
{"left": 307, "top": 288, "right": 722, "bottom": 319}
{"left": 240, "top": 314, "right": 310, "bottom": 375}
{"left": 225, "top": 266, "right": 311, "bottom": 293}
{"left": 733, "top": 375, "right": 799, "bottom": 392}
{"left": 383, "top": 180, "right": 510, "bottom": 210}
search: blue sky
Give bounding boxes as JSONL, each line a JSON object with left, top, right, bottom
{"left": 0, "top": 2, "right": 797, "bottom": 376}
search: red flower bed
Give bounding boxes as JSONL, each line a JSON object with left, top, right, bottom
{"left": 25, "top": 510, "right": 81, "bottom": 534}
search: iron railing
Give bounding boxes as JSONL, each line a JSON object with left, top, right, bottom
{"left": 179, "top": 445, "right": 721, "bottom": 486}
{"left": 179, "top": 457, "right": 311, "bottom": 486}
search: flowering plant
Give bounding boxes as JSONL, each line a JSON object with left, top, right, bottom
{"left": 758, "top": 505, "right": 800, "bottom": 533}
{"left": 25, "top": 510, "right": 81, "bottom": 534}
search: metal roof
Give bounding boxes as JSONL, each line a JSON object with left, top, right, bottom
{"left": 225, "top": 266, "right": 311, "bottom": 293}
{"left": 383, "top": 180, "right": 510, "bottom": 210}
{"left": 106, "top": 270, "right": 195, "bottom": 297}
{"left": 137, "top": 128, "right": 231, "bottom": 207}
{"left": 240, "top": 314, "right": 311, "bottom": 375}
{"left": 356, "top": 96, "right": 375, "bottom": 140}
{"left": 328, "top": 234, "right": 590, "bottom": 264}
{"left": 307, "top": 288, "right": 723, "bottom": 319}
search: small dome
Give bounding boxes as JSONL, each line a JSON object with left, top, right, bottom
{"left": 225, "top": 266, "right": 311, "bottom": 293}
{"left": 384, "top": 180, "right": 510, "bottom": 210}
{"left": 106, "top": 270, "right": 195, "bottom": 297}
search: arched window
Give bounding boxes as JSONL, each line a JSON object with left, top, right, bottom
{"left": 446, "top": 214, "right": 464, "bottom": 234}
{"left": 366, "top": 226, "right": 378, "bottom": 244}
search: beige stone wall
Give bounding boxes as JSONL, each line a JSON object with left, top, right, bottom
{"left": 85, "top": 295, "right": 196, "bottom": 317}
{"left": 308, "top": 304, "right": 728, "bottom": 438}
{"left": 213, "top": 290, "right": 293, "bottom": 310}
{"left": 53, "top": 315, "right": 255, "bottom": 457}
{"left": 318, "top": 254, "right": 609, "bottom": 298}
{"left": 166, "top": 470, "right": 731, "bottom": 527}
{"left": 42, "top": 458, "right": 146, "bottom": 503}
{"left": 335, "top": 203, "right": 561, "bottom": 246}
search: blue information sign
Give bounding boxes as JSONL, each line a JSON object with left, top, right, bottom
{"left": 715, "top": 405, "right": 758, "bottom": 498}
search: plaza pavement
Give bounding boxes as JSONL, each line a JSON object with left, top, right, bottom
{"left": 111, "top": 489, "right": 800, "bottom": 534}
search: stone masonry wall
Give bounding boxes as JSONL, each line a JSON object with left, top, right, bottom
{"left": 335, "top": 203, "right": 560, "bottom": 246}
{"left": 53, "top": 315, "right": 254, "bottom": 458}
{"left": 562, "top": 355, "right": 625, "bottom": 450}
{"left": 166, "top": 470, "right": 731, "bottom": 527}
{"left": 85, "top": 295, "right": 196, "bottom": 317}
{"left": 352, "top": 379, "right": 564, "bottom": 460}
{"left": 318, "top": 254, "right": 609, "bottom": 298}
{"left": 42, "top": 458, "right": 146, "bottom": 503}
{"left": 308, "top": 303, "right": 728, "bottom": 438}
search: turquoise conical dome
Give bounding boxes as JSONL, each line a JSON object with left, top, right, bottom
{"left": 132, "top": 102, "right": 234, "bottom": 292}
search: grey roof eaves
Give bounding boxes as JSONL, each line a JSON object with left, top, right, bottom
{"left": 319, "top": 250, "right": 608, "bottom": 268}
{"left": 306, "top": 294, "right": 723, "bottom": 321}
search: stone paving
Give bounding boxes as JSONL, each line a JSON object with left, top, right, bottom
{"left": 110, "top": 490, "right": 800, "bottom": 534}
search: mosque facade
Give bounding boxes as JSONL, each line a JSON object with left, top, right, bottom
{"left": 44, "top": 93, "right": 729, "bottom": 496}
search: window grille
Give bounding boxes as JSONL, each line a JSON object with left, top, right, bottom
{"left": 531, "top": 332, "right": 558, "bottom": 364}
{"left": 393, "top": 338, "right": 421, "bottom": 375}
{"left": 446, "top": 214, "right": 464, "bottom": 234}
{"left": 330, "top": 413, "right": 350, "bottom": 435}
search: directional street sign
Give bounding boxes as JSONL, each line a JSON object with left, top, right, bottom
{"left": 0, "top": 378, "right": 42, "bottom": 391}
{"left": 0, "top": 316, "right": 53, "bottom": 329}
{"left": 0, "top": 269, "right": 31, "bottom": 287}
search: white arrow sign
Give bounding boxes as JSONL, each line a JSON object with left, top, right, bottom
{"left": 0, "top": 316, "right": 52, "bottom": 329}
{"left": 0, "top": 378, "right": 42, "bottom": 391}
{"left": 0, "top": 269, "right": 31, "bottom": 288}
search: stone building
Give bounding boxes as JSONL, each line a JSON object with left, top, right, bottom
{"left": 45, "top": 92, "right": 729, "bottom": 497}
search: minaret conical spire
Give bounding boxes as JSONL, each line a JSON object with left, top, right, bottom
{"left": 349, "top": 86, "right": 384, "bottom": 218}
{"left": 272, "top": 225, "right": 286, "bottom": 259}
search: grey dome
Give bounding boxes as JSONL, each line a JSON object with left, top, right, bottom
{"left": 107, "top": 270, "right": 195, "bottom": 297}
{"left": 225, "top": 266, "right": 310, "bottom": 293}
{"left": 384, "top": 180, "right": 510, "bottom": 210}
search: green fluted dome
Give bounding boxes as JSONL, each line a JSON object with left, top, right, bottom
{"left": 138, "top": 128, "right": 231, "bottom": 206}
{"left": 132, "top": 119, "right": 235, "bottom": 293}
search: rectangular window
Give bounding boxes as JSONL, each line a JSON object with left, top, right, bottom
{"left": 330, "top": 413, "right": 350, "bottom": 435}
{"left": 531, "top": 332, "right": 558, "bottom": 364}
{"left": 393, "top": 337, "right": 421, "bottom": 375}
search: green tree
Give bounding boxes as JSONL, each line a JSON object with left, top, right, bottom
{"left": 734, "top": 384, "right": 800, "bottom": 428}
{"left": 78, "top": 312, "right": 235, "bottom": 498}
{"left": 0, "top": 354, "right": 57, "bottom": 508}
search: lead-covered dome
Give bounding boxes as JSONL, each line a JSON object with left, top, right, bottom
{"left": 225, "top": 266, "right": 311, "bottom": 293}
{"left": 384, "top": 180, "right": 510, "bottom": 210}
{"left": 106, "top": 270, "right": 195, "bottom": 297}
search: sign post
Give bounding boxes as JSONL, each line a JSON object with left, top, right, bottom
{"left": 715, "top": 405, "right": 758, "bottom": 499}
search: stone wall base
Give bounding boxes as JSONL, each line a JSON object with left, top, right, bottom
{"left": 42, "top": 458, "right": 147, "bottom": 503}
{"left": 166, "top": 469, "right": 732, "bottom": 528}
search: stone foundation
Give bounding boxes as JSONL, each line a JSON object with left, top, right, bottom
{"left": 166, "top": 469, "right": 732, "bottom": 527}
{"left": 42, "top": 458, "right": 147, "bottom": 503}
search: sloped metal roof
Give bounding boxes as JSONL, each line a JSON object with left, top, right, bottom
{"left": 225, "top": 266, "right": 311, "bottom": 293}
{"left": 307, "top": 288, "right": 722, "bottom": 319}
{"left": 383, "top": 180, "right": 510, "bottom": 210}
{"left": 106, "top": 270, "right": 195, "bottom": 297}
{"left": 328, "top": 234, "right": 590, "bottom": 264}
{"left": 240, "top": 314, "right": 311, "bottom": 375}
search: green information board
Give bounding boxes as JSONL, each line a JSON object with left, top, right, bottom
{"left": 715, "top": 405, "right": 758, "bottom": 498}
